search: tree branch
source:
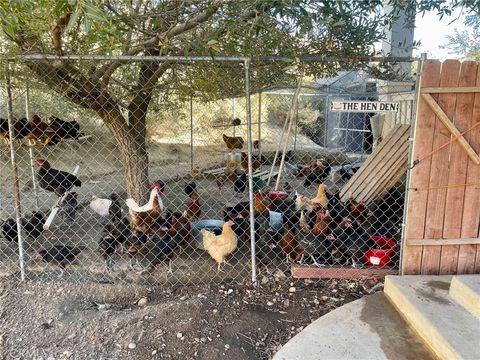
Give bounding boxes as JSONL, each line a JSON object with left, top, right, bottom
{"left": 51, "top": 13, "right": 71, "bottom": 56}
{"left": 94, "top": 0, "right": 221, "bottom": 84}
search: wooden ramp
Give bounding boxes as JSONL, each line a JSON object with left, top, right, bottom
{"left": 340, "top": 124, "right": 410, "bottom": 204}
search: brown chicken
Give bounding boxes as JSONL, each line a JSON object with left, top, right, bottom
{"left": 168, "top": 213, "right": 192, "bottom": 253}
{"left": 1, "top": 118, "right": 30, "bottom": 144}
{"left": 184, "top": 190, "right": 201, "bottom": 219}
{"left": 223, "top": 134, "right": 244, "bottom": 150}
{"left": 281, "top": 212, "right": 300, "bottom": 263}
{"left": 348, "top": 198, "right": 367, "bottom": 219}
{"left": 126, "top": 182, "right": 164, "bottom": 235}
{"left": 253, "top": 191, "right": 269, "bottom": 216}
{"left": 201, "top": 220, "right": 238, "bottom": 272}
{"left": 240, "top": 151, "right": 263, "bottom": 172}
{"left": 26, "top": 114, "right": 57, "bottom": 145}
{"left": 216, "top": 174, "right": 227, "bottom": 188}
{"left": 312, "top": 210, "right": 332, "bottom": 236}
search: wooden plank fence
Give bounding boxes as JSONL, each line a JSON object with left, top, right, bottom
{"left": 402, "top": 59, "right": 480, "bottom": 275}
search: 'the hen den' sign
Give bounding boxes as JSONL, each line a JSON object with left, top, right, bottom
{"left": 330, "top": 101, "right": 399, "bottom": 113}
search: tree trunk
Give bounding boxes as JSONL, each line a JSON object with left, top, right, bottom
{"left": 101, "top": 108, "right": 150, "bottom": 203}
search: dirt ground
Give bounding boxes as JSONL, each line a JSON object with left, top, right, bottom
{"left": 0, "top": 275, "right": 383, "bottom": 360}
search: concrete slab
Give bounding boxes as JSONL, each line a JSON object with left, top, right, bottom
{"left": 385, "top": 275, "right": 480, "bottom": 360}
{"left": 450, "top": 275, "right": 480, "bottom": 319}
{"left": 272, "top": 293, "right": 434, "bottom": 360}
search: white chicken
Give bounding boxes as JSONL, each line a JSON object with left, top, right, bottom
{"left": 90, "top": 196, "right": 112, "bottom": 217}
{"left": 125, "top": 186, "right": 164, "bottom": 213}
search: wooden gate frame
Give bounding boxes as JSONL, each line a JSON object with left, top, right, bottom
{"left": 402, "top": 60, "right": 480, "bottom": 275}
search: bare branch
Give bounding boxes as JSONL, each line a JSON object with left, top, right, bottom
{"left": 94, "top": 0, "right": 221, "bottom": 83}
{"left": 51, "top": 13, "right": 71, "bottom": 56}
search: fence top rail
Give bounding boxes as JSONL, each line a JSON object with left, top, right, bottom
{"left": 6, "top": 54, "right": 422, "bottom": 63}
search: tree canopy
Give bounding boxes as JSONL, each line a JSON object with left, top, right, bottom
{"left": 441, "top": 14, "right": 480, "bottom": 61}
{"left": 0, "top": 0, "right": 477, "bottom": 201}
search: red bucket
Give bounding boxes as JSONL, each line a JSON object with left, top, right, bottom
{"left": 363, "top": 236, "right": 396, "bottom": 266}
{"left": 268, "top": 191, "right": 288, "bottom": 200}
{"left": 364, "top": 248, "right": 394, "bottom": 266}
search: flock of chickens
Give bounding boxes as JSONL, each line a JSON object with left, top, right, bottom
{"left": 0, "top": 127, "right": 397, "bottom": 277}
{"left": 0, "top": 115, "right": 80, "bottom": 145}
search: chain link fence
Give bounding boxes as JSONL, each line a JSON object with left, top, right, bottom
{"left": 1, "top": 55, "right": 419, "bottom": 285}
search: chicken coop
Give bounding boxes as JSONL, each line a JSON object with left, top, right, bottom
{"left": 1, "top": 54, "right": 446, "bottom": 286}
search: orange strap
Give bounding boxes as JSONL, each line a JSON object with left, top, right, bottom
{"left": 409, "top": 119, "right": 480, "bottom": 170}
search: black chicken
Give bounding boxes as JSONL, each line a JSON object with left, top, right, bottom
{"left": 35, "top": 245, "right": 85, "bottom": 274}
{"left": 147, "top": 231, "right": 181, "bottom": 274}
{"left": 184, "top": 181, "right": 197, "bottom": 198}
{"left": 23, "top": 212, "right": 45, "bottom": 239}
{"left": 303, "top": 164, "right": 331, "bottom": 187}
{"left": 234, "top": 172, "right": 247, "bottom": 193}
{"left": 1, "top": 218, "right": 17, "bottom": 242}
{"left": 331, "top": 220, "right": 373, "bottom": 267}
{"left": 60, "top": 192, "right": 78, "bottom": 222}
{"left": 298, "top": 232, "right": 328, "bottom": 266}
{"left": 34, "top": 159, "right": 81, "bottom": 197}
{"left": 48, "top": 116, "right": 80, "bottom": 140}
{"left": 1, "top": 212, "right": 45, "bottom": 243}
{"left": 98, "top": 217, "right": 131, "bottom": 272}
{"left": 108, "top": 193, "right": 122, "bottom": 223}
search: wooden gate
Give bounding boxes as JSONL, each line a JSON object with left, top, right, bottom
{"left": 402, "top": 59, "right": 480, "bottom": 275}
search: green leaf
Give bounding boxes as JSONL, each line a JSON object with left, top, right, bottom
{"left": 83, "top": 16, "right": 91, "bottom": 33}
{"left": 84, "top": 2, "right": 106, "bottom": 22}
{"left": 66, "top": 8, "right": 80, "bottom": 31}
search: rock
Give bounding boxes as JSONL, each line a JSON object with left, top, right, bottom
{"left": 288, "top": 287, "right": 296, "bottom": 293}
{"left": 137, "top": 297, "right": 148, "bottom": 307}
{"left": 266, "top": 301, "right": 274, "bottom": 306}
{"left": 273, "top": 269, "right": 286, "bottom": 279}
{"left": 283, "top": 299, "right": 290, "bottom": 307}
{"left": 128, "top": 342, "right": 137, "bottom": 349}
{"left": 176, "top": 332, "right": 183, "bottom": 339}
{"left": 63, "top": 350, "right": 73, "bottom": 358}
{"left": 226, "top": 289, "right": 233, "bottom": 295}
{"left": 261, "top": 277, "right": 269, "bottom": 284}
{"left": 225, "top": 344, "right": 230, "bottom": 351}
{"left": 151, "top": 350, "right": 157, "bottom": 355}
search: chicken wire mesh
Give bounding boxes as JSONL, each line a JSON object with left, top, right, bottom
{"left": 1, "top": 55, "right": 419, "bottom": 285}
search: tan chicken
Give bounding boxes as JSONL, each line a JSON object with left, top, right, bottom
{"left": 201, "top": 220, "right": 238, "bottom": 272}
{"left": 309, "top": 183, "right": 329, "bottom": 209}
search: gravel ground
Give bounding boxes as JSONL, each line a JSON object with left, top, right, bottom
{"left": 0, "top": 275, "right": 383, "bottom": 360}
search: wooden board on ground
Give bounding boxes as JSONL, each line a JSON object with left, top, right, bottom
{"left": 339, "top": 124, "right": 410, "bottom": 204}
{"left": 204, "top": 167, "right": 278, "bottom": 181}
{"left": 291, "top": 266, "right": 398, "bottom": 279}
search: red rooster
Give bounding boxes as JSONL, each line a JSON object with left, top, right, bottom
{"left": 126, "top": 181, "right": 164, "bottom": 235}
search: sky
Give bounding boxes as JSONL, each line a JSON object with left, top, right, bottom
{"left": 413, "top": 8, "right": 468, "bottom": 60}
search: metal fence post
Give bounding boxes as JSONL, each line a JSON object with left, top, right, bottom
{"left": 244, "top": 58, "right": 256, "bottom": 284}
{"left": 399, "top": 53, "right": 426, "bottom": 275}
{"left": 25, "top": 78, "right": 40, "bottom": 211}
{"left": 257, "top": 92, "right": 262, "bottom": 158}
{"left": 190, "top": 96, "right": 194, "bottom": 173}
{"left": 5, "top": 60, "right": 26, "bottom": 281}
